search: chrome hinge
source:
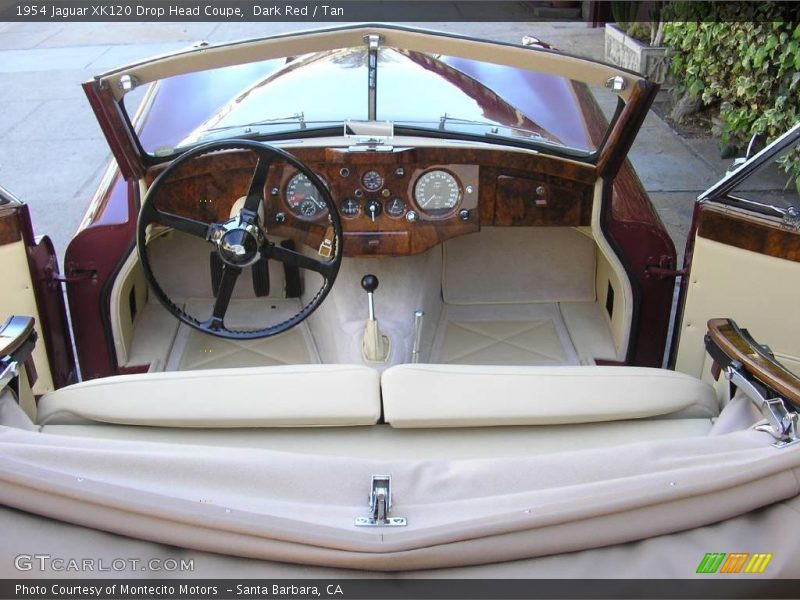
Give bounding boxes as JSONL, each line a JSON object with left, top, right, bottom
{"left": 725, "top": 361, "right": 800, "bottom": 448}
{"left": 354, "top": 475, "right": 407, "bottom": 527}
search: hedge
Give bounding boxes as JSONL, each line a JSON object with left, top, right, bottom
{"left": 663, "top": 4, "right": 800, "bottom": 191}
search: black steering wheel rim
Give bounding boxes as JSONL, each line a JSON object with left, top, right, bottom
{"left": 137, "top": 139, "right": 343, "bottom": 340}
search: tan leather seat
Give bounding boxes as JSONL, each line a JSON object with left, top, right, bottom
{"left": 381, "top": 364, "right": 718, "bottom": 428}
{"left": 37, "top": 365, "right": 380, "bottom": 428}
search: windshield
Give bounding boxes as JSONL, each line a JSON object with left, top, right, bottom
{"left": 128, "top": 45, "right": 602, "bottom": 157}
{"left": 728, "top": 138, "right": 800, "bottom": 215}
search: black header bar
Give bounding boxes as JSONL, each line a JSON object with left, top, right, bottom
{"left": 3, "top": 579, "right": 800, "bottom": 600}
{"left": 1, "top": 1, "right": 799, "bottom": 23}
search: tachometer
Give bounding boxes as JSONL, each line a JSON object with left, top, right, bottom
{"left": 413, "top": 170, "right": 461, "bottom": 215}
{"left": 285, "top": 172, "right": 327, "bottom": 218}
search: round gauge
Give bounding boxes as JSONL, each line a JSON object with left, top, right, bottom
{"left": 386, "top": 197, "right": 406, "bottom": 218}
{"left": 361, "top": 170, "right": 384, "bottom": 191}
{"left": 285, "top": 172, "right": 327, "bottom": 218}
{"left": 413, "top": 170, "right": 461, "bottom": 215}
{"left": 341, "top": 198, "right": 360, "bottom": 218}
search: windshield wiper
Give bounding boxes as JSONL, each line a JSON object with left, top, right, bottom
{"left": 435, "top": 114, "right": 565, "bottom": 147}
{"left": 203, "top": 112, "right": 307, "bottom": 134}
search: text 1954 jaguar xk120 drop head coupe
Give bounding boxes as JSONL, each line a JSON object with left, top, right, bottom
{"left": 1, "top": 24, "right": 800, "bottom": 578}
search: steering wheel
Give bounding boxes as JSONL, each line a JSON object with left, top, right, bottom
{"left": 137, "top": 139, "right": 342, "bottom": 340}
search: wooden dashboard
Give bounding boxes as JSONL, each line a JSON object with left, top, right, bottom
{"left": 147, "top": 145, "right": 595, "bottom": 257}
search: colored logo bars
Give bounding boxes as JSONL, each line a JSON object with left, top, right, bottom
{"left": 696, "top": 552, "right": 773, "bottom": 574}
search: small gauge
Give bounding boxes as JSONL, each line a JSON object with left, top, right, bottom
{"left": 341, "top": 198, "right": 360, "bottom": 218}
{"left": 299, "top": 199, "right": 319, "bottom": 217}
{"left": 386, "top": 197, "right": 406, "bottom": 217}
{"left": 285, "top": 172, "right": 327, "bottom": 218}
{"left": 361, "top": 170, "right": 384, "bottom": 191}
{"left": 413, "top": 170, "right": 461, "bottom": 215}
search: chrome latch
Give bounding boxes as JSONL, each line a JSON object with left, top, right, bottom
{"left": 118, "top": 74, "right": 138, "bottom": 93}
{"left": 783, "top": 206, "right": 800, "bottom": 231}
{"left": 605, "top": 75, "right": 627, "bottom": 91}
{"left": 725, "top": 361, "right": 800, "bottom": 448}
{"left": 354, "top": 475, "right": 407, "bottom": 527}
{"left": 365, "top": 33, "right": 382, "bottom": 51}
{"left": 0, "top": 360, "right": 19, "bottom": 392}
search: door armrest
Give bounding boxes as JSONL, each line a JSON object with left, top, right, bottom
{"left": 705, "top": 318, "right": 800, "bottom": 408}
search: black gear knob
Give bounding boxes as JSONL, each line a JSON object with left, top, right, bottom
{"left": 361, "top": 274, "right": 379, "bottom": 293}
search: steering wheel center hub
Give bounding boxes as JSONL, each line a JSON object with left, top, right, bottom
{"left": 218, "top": 226, "right": 260, "bottom": 267}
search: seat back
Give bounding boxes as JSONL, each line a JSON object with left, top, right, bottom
{"left": 381, "top": 364, "right": 718, "bottom": 428}
{"left": 37, "top": 365, "right": 381, "bottom": 428}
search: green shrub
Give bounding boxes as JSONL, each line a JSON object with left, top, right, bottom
{"left": 663, "top": 3, "right": 800, "bottom": 191}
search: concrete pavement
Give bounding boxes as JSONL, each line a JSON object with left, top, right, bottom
{"left": 0, "top": 21, "right": 729, "bottom": 261}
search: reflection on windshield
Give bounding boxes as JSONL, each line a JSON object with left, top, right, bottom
{"left": 375, "top": 48, "right": 563, "bottom": 146}
{"left": 179, "top": 49, "right": 368, "bottom": 146}
{"left": 160, "top": 45, "right": 599, "bottom": 154}
{"left": 730, "top": 141, "right": 800, "bottom": 213}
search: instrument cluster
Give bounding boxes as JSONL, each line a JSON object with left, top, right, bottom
{"left": 280, "top": 164, "right": 467, "bottom": 222}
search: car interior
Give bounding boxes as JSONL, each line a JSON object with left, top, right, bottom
{"left": 1, "top": 26, "right": 799, "bottom": 573}
{"left": 19, "top": 142, "right": 720, "bottom": 460}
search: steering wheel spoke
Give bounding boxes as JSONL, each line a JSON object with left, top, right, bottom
{"left": 242, "top": 155, "right": 272, "bottom": 213}
{"left": 151, "top": 209, "right": 213, "bottom": 240}
{"left": 266, "top": 242, "right": 336, "bottom": 279}
{"left": 207, "top": 264, "right": 241, "bottom": 330}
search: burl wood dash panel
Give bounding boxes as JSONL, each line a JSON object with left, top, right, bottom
{"left": 146, "top": 146, "right": 597, "bottom": 256}
{"left": 493, "top": 173, "right": 592, "bottom": 226}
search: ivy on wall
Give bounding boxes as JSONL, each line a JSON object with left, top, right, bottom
{"left": 663, "top": 3, "right": 800, "bottom": 189}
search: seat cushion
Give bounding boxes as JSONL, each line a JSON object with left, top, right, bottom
{"left": 37, "top": 365, "right": 380, "bottom": 428}
{"left": 381, "top": 365, "right": 719, "bottom": 428}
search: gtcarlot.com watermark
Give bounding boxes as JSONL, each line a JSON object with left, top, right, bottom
{"left": 14, "top": 554, "right": 194, "bottom": 573}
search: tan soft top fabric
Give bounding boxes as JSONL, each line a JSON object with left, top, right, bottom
{"left": 36, "top": 365, "right": 381, "bottom": 427}
{"left": 0, "top": 423, "right": 797, "bottom": 571}
{"left": 381, "top": 364, "right": 719, "bottom": 428}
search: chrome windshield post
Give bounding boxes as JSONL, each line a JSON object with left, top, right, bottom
{"left": 364, "top": 34, "right": 381, "bottom": 121}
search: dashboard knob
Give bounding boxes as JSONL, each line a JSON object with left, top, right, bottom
{"left": 458, "top": 209, "right": 470, "bottom": 221}
{"left": 405, "top": 210, "right": 418, "bottom": 223}
{"left": 365, "top": 199, "right": 382, "bottom": 222}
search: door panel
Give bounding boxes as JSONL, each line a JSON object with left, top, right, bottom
{"left": 674, "top": 203, "right": 800, "bottom": 378}
{"left": 0, "top": 191, "right": 76, "bottom": 392}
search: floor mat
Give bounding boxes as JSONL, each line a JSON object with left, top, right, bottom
{"left": 166, "top": 298, "right": 320, "bottom": 371}
{"left": 431, "top": 303, "right": 579, "bottom": 366}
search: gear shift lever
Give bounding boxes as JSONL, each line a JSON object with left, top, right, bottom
{"left": 360, "top": 274, "right": 390, "bottom": 363}
{"left": 361, "top": 274, "right": 378, "bottom": 321}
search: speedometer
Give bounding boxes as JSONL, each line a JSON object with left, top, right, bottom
{"left": 285, "top": 172, "right": 327, "bottom": 219}
{"left": 413, "top": 170, "right": 461, "bottom": 215}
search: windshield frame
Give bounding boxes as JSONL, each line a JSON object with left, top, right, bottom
{"left": 85, "top": 23, "right": 654, "bottom": 180}
{"left": 698, "top": 122, "right": 800, "bottom": 220}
